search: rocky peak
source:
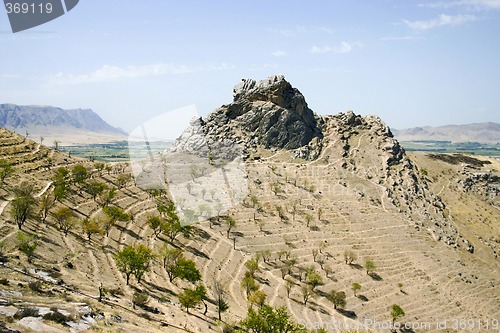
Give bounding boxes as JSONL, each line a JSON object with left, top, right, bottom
{"left": 202, "top": 75, "right": 322, "bottom": 158}
{"left": 232, "top": 74, "right": 307, "bottom": 112}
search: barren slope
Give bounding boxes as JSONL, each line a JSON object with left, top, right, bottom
{"left": 0, "top": 76, "right": 498, "bottom": 333}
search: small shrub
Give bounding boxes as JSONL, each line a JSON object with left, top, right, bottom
{"left": 28, "top": 280, "right": 44, "bottom": 293}
{"left": 0, "top": 278, "right": 9, "bottom": 286}
{"left": 14, "top": 307, "right": 39, "bottom": 319}
{"left": 43, "top": 310, "right": 72, "bottom": 324}
{"left": 108, "top": 287, "right": 124, "bottom": 297}
{"left": 139, "top": 312, "right": 151, "bottom": 320}
{"left": 222, "top": 323, "right": 235, "bottom": 333}
{"left": 132, "top": 291, "right": 149, "bottom": 307}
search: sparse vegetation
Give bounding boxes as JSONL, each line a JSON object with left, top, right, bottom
{"left": 225, "top": 216, "right": 236, "bottom": 238}
{"left": 114, "top": 244, "right": 154, "bottom": 285}
{"left": 15, "top": 231, "right": 37, "bottom": 263}
{"left": 10, "top": 182, "right": 36, "bottom": 229}
{"left": 0, "top": 159, "right": 14, "bottom": 187}
{"left": 344, "top": 249, "right": 357, "bottom": 265}
{"left": 81, "top": 218, "right": 104, "bottom": 242}
{"left": 328, "top": 290, "right": 347, "bottom": 310}
{"left": 364, "top": 258, "right": 376, "bottom": 275}
{"left": 213, "top": 278, "right": 229, "bottom": 320}
{"left": 239, "top": 305, "right": 305, "bottom": 333}
{"left": 390, "top": 304, "right": 405, "bottom": 325}
{"left": 352, "top": 282, "right": 361, "bottom": 296}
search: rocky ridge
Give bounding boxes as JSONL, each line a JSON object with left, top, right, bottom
{"left": 171, "top": 75, "right": 471, "bottom": 251}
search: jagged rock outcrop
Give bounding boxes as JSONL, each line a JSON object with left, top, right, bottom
{"left": 461, "top": 172, "right": 499, "bottom": 205}
{"left": 200, "top": 75, "right": 323, "bottom": 160}
{"left": 170, "top": 75, "right": 472, "bottom": 251}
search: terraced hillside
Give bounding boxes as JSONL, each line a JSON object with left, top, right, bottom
{"left": 0, "top": 76, "right": 499, "bottom": 333}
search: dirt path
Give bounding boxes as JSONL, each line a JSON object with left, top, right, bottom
{"left": 35, "top": 181, "right": 53, "bottom": 198}
{"left": 0, "top": 200, "right": 10, "bottom": 215}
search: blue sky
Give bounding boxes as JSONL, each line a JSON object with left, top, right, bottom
{"left": 1, "top": 0, "right": 499, "bottom": 132}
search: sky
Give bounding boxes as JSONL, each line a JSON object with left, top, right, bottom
{"left": 1, "top": 0, "right": 499, "bottom": 133}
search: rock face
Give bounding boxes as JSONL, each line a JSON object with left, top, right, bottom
{"left": 201, "top": 75, "right": 323, "bottom": 159}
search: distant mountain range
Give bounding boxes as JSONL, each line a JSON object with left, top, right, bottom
{"left": 0, "top": 104, "right": 127, "bottom": 145}
{"left": 393, "top": 122, "right": 500, "bottom": 144}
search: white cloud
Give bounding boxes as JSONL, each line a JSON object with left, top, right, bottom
{"left": 45, "top": 63, "right": 234, "bottom": 86}
{"left": 271, "top": 50, "right": 286, "bottom": 57}
{"left": 419, "top": 0, "right": 500, "bottom": 9}
{"left": 380, "top": 36, "right": 426, "bottom": 41}
{"left": 403, "top": 13, "right": 477, "bottom": 30}
{"left": 269, "top": 27, "right": 306, "bottom": 37}
{"left": 310, "top": 41, "right": 361, "bottom": 54}
{"left": 269, "top": 26, "right": 334, "bottom": 37}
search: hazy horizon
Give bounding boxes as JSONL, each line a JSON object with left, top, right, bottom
{"left": 1, "top": 1, "right": 499, "bottom": 132}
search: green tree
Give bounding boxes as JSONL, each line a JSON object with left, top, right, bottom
{"left": 245, "top": 259, "right": 261, "bottom": 278}
{"left": 301, "top": 285, "right": 313, "bottom": 305}
{"left": 306, "top": 272, "right": 324, "bottom": 291}
{"left": 304, "top": 213, "right": 313, "bottom": 227}
{"left": 352, "top": 282, "right": 361, "bottom": 296}
{"left": 86, "top": 181, "right": 107, "bottom": 200}
{"left": 99, "top": 186, "right": 117, "bottom": 207}
{"left": 81, "top": 218, "right": 104, "bottom": 243}
{"left": 160, "top": 203, "right": 192, "bottom": 242}
{"left": 10, "top": 195, "right": 36, "bottom": 229}
{"left": 114, "top": 244, "right": 154, "bottom": 285}
{"left": 53, "top": 182, "right": 70, "bottom": 202}
{"left": 170, "top": 258, "right": 201, "bottom": 283}
{"left": 317, "top": 207, "right": 324, "bottom": 221}
{"left": 38, "top": 192, "right": 55, "bottom": 223}
{"left": 344, "top": 249, "right": 357, "bottom": 265}
{"left": 250, "top": 194, "right": 259, "bottom": 208}
{"left": 248, "top": 290, "right": 267, "bottom": 308}
{"left": 285, "top": 278, "right": 294, "bottom": 298}
{"left": 239, "top": 305, "right": 306, "bottom": 333}
{"left": 0, "top": 160, "right": 14, "bottom": 187}
{"left": 328, "top": 290, "right": 347, "bottom": 310}
{"left": 213, "top": 278, "right": 229, "bottom": 321}
{"left": 94, "top": 162, "right": 105, "bottom": 176}
{"left": 276, "top": 205, "right": 286, "bottom": 221}
{"left": 241, "top": 273, "right": 259, "bottom": 297}
{"left": 146, "top": 215, "right": 163, "bottom": 238}
{"left": 194, "top": 284, "right": 208, "bottom": 315}
{"left": 52, "top": 207, "right": 75, "bottom": 233}
{"left": 102, "top": 205, "right": 130, "bottom": 236}
{"left": 53, "top": 167, "right": 70, "bottom": 202}
{"left": 159, "top": 244, "right": 182, "bottom": 273}
{"left": 161, "top": 213, "right": 192, "bottom": 243}
{"left": 364, "top": 258, "right": 376, "bottom": 275}
{"left": 225, "top": 216, "right": 236, "bottom": 238}
{"left": 178, "top": 285, "right": 205, "bottom": 314}
{"left": 390, "top": 304, "right": 405, "bottom": 325}
{"left": 15, "top": 232, "right": 37, "bottom": 263}
{"left": 71, "top": 164, "right": 88, "bottom": 184}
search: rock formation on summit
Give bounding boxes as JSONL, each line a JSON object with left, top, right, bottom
{"left": 169, "top": 75, "right": 474, "bottom": 251}
{"left": 199, "top": 75, "right": 323, "bottom": 160}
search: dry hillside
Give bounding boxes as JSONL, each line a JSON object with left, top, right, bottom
{"left": 0, "top": 76, "right": 499, "bottom": 333}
